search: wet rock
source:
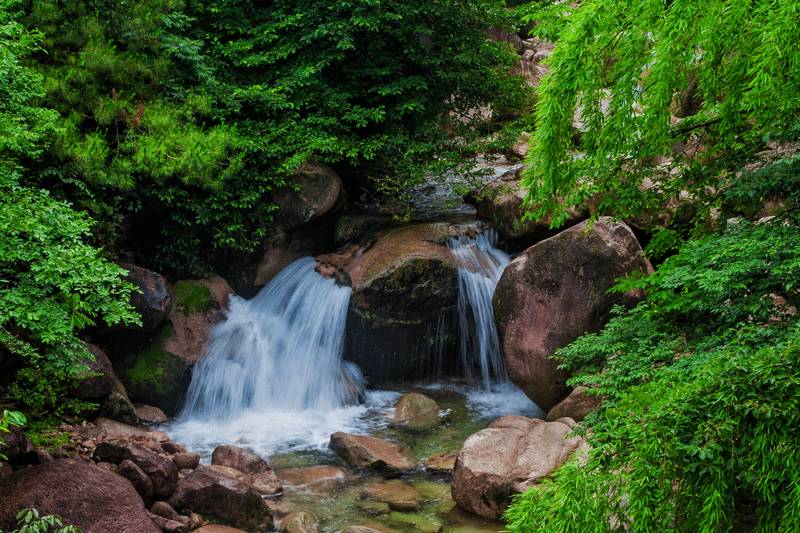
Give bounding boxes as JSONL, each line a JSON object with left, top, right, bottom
{"left": 136, "top": 404, "right": 168, "bottom": 424}
{"left": 0, "top": 458, "right": 160, "bottom": 533}
{"left": 92, "top": 417, "right": 148, "bottom": 440}
{"left": 361, "top": 480, "right": 422, "bottom": 512}
{"left": 119, "top": 277, "right": 233, "bottom": 415}
{"left": 273, "top": 162, "right": 344, "bottom": 230}
{"left": 546, "top": 386, "right": 601, "bottom": 422}
{"left": 320, "top": 223, "right": 465, "bottom": 382}
{"left": 168, "top": 465, "right": 273, "bottom": 531}
{"left": 194, "top": 526, "right": 247, "bottom": 533}
{"left": 172, "top": 452, "right": 200, "bottom": 470}
{"left": 329, "top": 432, "right": 417, "bottom": 477}
{"left": 494, "top": 218, "right": 651, "bottom": 410}
{"left": 451, "top": 417, "right": 586, "bottom": 519}
{"left": 148, "top": 511, "right": 188, "bottom": 533}
{"left": 280, "top": 511, "right": 319, "bottom": 533}
{"left": 424, "top": 452, "right": 458, "bottom": 475}
{"left": 387, "top": 511, "right": 443, "bottom": 533}
{"left": 277, "top": 465, "right": 346, "bottom": 493}
{"left": 341, "top": 525, "right": 399, "bottom": 533}
{"left": 116, "top": 459, "right": 154, "bottom": 505}
{"left": 93, "top": 440, "right": 178, "bottom": 498}
{"left": 150, "top": 501, "right": 185, "bottom": 523}
{"left": 120, "top": 263, "right": 173, "bottom": 332}
{"left": 392, "top": 393, "right": 440, "bottom": 431}
{"left": 75, "top": 343, "right": 116, "bottom": 400}
{"left": 209, "top": 465, "right": 251, "bottom": 485}
{"left": 211, "top": 445, "right": 282, "bottom": 496}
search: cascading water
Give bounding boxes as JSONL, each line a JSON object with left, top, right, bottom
{"left": 447, "top": 228, "right": 511, "bottom": 389}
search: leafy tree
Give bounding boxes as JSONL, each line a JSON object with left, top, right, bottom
{"left": 519, "top": 0, "right": 800, "bottom": 228}
{"left": 0, "top": 1, "right": 138, "bottom": 415}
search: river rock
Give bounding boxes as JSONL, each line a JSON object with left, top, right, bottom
{"left": 1, "top": 426, "right": 36, "bottom": 467}
{"left": 494, "top": 218, "right": 651, "bottom": 410}
{"left": 173, "top": 452, "right": 200, "bottom": 470}
{"left": 75, "top": 343, "right": 116, "bottom": 400}
{"left": 273, "top": 162, "right": 344, "bottom": 230}
{"left": 148, "top": 512, "right": 188, "bottom": 533}
{"left": 150, "top": 501, "right": 186, "bottom": 524}
{"left": 546, "top": 386, "right": 601, "bottom": 422}
{"left": 119, "top": 277, "right": 233, "bottom": 415}
{"left": 361, "top": 480, "right": 422, "bottom": 512}
{"left": 424, "top": 452, "right": 458, "bottom": 475}
{"left": 91, "top": 417, "right": 148, "bottom": 440}
{"left": 169, "top": 465, "right": 273, "bottom": 531}
{"left": 451, "top": 416, "right": 585, "bottom": 519}
{"left": 280, "top": 511, "right": 319, "bottom": 533}
{"left": 0, "top": 458, "right": 160, "bottom": 533}
{"left": 93, "top": 440, "right": 178, "bottom": 498}
{"left": 194, "top": 526, "right": 247, "bottom": 533}
{"left": 392, "top": 393, "right": 440, "bottom": 430}
{"left": 120, "top": 263, "right": 173, "bottom": 332}
{"left": 329, "top": 433, "right": 417, "bottom": 477}
{"left": 277, "top": 465, "right": 346, "bottom": 493}
{"left": 212, "top": 445, "right": 282, "bottom": 495}
{"left": 116, "top": 458, "right": 154, "bottom": 505}
{"left": 136, "top": 404, "right": 168, "bottom": 424}
{"left": 319, "top": 223, "right": 464, "bottom": 382}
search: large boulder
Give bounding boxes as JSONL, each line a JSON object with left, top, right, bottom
{"left": 329, "top": 432, "right": 417, "bottom": 477}
{"left": 118, "top": 277, "right": 233, "bottom": 414}
{"left": 469, "top": 169, "right": 586, "bottom": 248}
{"left": 546, "top": 386, "right": 601, "bottom": 423}
{"left": 74, "top": 343, "right": 116, "bottom": 400}
{"left": 273, "top": 162, "right": 344, "bottom": 230}
{"left": 494, "top": 218, "right": 651, "bottom": 410}
{"left": 93, "top": 439, "right": 179, "bottom": 498}
{"left": 168, "top": 465, "right": 273, "bottom": 531}
{"left": 120, "top": 263, "right": 173, "bottom": 332}
{"left": 451, "top": 416, "right": 585, "bottom": 519}
{"left": 320, "top": 223, "right": 464, "bottom": 382}
{"left": 0, "top": 458, "right": 160, "bottom": 533}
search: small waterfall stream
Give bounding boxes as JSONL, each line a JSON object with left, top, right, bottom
{"left": 447, "top": 228, "right": 511, "bottom": 389}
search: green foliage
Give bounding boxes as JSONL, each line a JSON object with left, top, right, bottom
{"left": 173, "top": 281, "right": 213, "bottom": 315}
{"left": 2, "top": 509, "right": 82, "bottom": 533}
{"left": 0, "top": 409, "right": 26, "bottom": 460}
{"left": 520, "top": 0, "right": 800, "bottom": 227}
{"left": 0, "top": 1, "right": 138, "bottom": 415}
{"left": 505, "top": 220, "right": 800, "bottom": 532}
{"left": 25, "top": 417, "right": 70, "bottom": 454}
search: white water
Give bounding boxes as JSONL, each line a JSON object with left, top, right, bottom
{"left": 448, "top": 228, "right": 511, "bottom": 389}
{"left": 178, "top": 257, "right": 362, "bottom": 419}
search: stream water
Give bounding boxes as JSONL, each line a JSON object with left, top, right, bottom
{"left": 167, "top": 226, "right": 537, "bottom": 532}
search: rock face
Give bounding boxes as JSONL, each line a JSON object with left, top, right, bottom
{"left": 494, "top": 218, "right": 651, "bottom": 410}
{"left": 329, "top": 432, "right": 417, "bottom": 477}
{"left": 392, "top": 393, "right": 440, "bottom": 430}
{"left": 169, "top": 465, "right": 273, "bottom": 531}
{"left": 469, "top": 169, "right": 586, "bottom": 247}
{"left": 118, "top": 276, "right": 233, "bottom": 414}
{"left": 546, "top": 386, "right": 601, "bottom": 422}
{"left": 120, "top": 263, "right": 173, "bottom": 332}
{"left": 319, "top": 223, "right": 464, "bottom": 382}
{"left": 451, "top": 416, "right": 585, "bottom": 519}
{"left": 273, "top": 162, "right": 344, "bottom": 230}
{"left": 75, "top": 343, "right": 116, "bottom": 400}
{"left": 0, "top": 458, "right": 161, "bottom": 533}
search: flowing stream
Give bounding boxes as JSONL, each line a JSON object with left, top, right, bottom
{"left": 447, "top": 228, "right": 511, "bottom": 388}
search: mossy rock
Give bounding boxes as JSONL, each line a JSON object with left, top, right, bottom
{"left": 387, "top": 511, "right": 443, "bottom": 533}
{"left": 173, "top": 280, "right": 215, "bottom": 315}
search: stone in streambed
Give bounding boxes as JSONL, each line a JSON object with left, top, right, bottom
{"left": 93, "top": 440, "right": 178, "bottom": 498}
{"left": 194, "top": 526, "right": 248, "bottom": 533}
{"left": 392, "top": 393, "right": 440, "bottom": 430}
{"left": 387, "top": 511, "right": 443, "bottom": 533}
{"left": 329, "top": 432, "right": 417, "bottom": 477}
{"left": 277, "top": 465, "right": 346, "bottom": 493}
{"left": 424, "top": 452, "right": 457, "bottom": 475}
{"left": 361, "top": 480, "right": 422, "bottom": 512}
{"left": 136, "top": 404, "right": 168, "bottom": 424}
{"left": 280, "top": 511, "right": 319, "bottom": 533}
{"left": 451, "top": 416, "right": 586, "bottom": 519}
{"left": 211, "top": 444, "right": 282, "bottom": 496}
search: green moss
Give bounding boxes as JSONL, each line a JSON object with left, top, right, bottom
{"left": 124, "top": 325, "right": 174, "bottom": 393}
{"left": 174, "top": 280, "right": 214, "bottom": 315}
{"left": 27, "top": 417, "right": 70, "bottom": 453}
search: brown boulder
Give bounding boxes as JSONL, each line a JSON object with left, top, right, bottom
{"left": 494, "top": 218, "right": 651, "bottom": 410}
{"left": 136, "top": 404, "right": 168, "bottom": 424}
{"left": 280, "top": 511, "right": 319, "bottom": 533}
{"left": 194, "top": 526, "right": 248, "bottom": 533}
{"left": 93, "top": 440, "right": 178, "bottom": 498}
{"left": 168, "top": 465, "right": 273, "bottom": 531}
{"left": 451, "top": 417, "right": 585, "bottom": 519}
{"left": 75, "top": 343, "right": 116, "bottom": 400}
{"left": 273, "top": 162, "right": 344, "bottom": 230}
{"left": 0, "top": 458, "right": 160, "bottom": 533}
{"left": 546, "top": 386, "right": 601, "bottom": 422}
{"left": 329, "top": 432, "right": 416, "bottom": 477}
{"left": 211, "top": 444, "right": 269, "bottom": 475}
{"left": 172, "top": 452, "right": 200, "bottom": 470}
{"left": 120, "top": 263, "right": 173, "bottom": 332}
{"left": 424, "top": 452, "right": 458, "bottom": 475}
{"left": 1, "top": 426, "right": 36, "bottom": 467}
{"left": 392, "top": 393, "right": 440, "bottom": 430}
{"left": 361, "top": 480, "right": 422, "bottom": 512}
{"left": 119, "top": 277, "right": 233, "bottom": 415}
{"left": 117, "top": 458, "right": 154, "bottom": 505}
{"left": 148, "top": 512, "right": 188, "bottom": 533}
{"left": 277, "top": 465, "right": 345, "bottom": 493}
{"left": 0, "top": 462, "right": 11, "bottom": 482}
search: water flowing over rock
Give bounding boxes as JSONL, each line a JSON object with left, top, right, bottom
{"left": 0, "top": 459, "right": 161, "bottom": 533}
{"left": 180, "top": 258, "right": 362, "bottom": 421}
{"left": 494, "top": 218, "right": 651, "bottom": 410}
{"left": 451, "top": 416, "right": 586, "bottom": 519}
{"left": 447, "top": 228, "right": 510, "bottom": 388}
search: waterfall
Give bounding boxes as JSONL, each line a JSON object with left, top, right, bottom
{"left": 447, "top": 228, "right": 510, "bottom": 389}
{"left": 180, "top": 257, "right": 363, "bottom": 421}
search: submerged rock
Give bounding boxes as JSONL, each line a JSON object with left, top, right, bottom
{"left": 392, "top": 393, "right": 440, "bottom": 431}
{"left": 451, "top": 416, "right": 586, "bottom": 519}
{"left": 277, "top": 465, "right": 346, "bottom": 493}
{"left": 546, "top": 386, "right": 601, "bottom": 422}
{"left": 361, "top": 480, "right": 422, "bottom": 512}
{"left": 494, "top": 218, "right": 651, "bottom": 410}
{"left": 329, "top": 432, "right": 417, "bottom": 477}
{"left": 280, "top": 511, "right": 319, "bottom": 533}
{"left": 424, "top": 452, "right": 458, "bottom": 475}
{"left": 0, "top": 458, "right": 161, "bottom": 533}
{"left": 211, "top": 445, "right": 282, "bottom": 496}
